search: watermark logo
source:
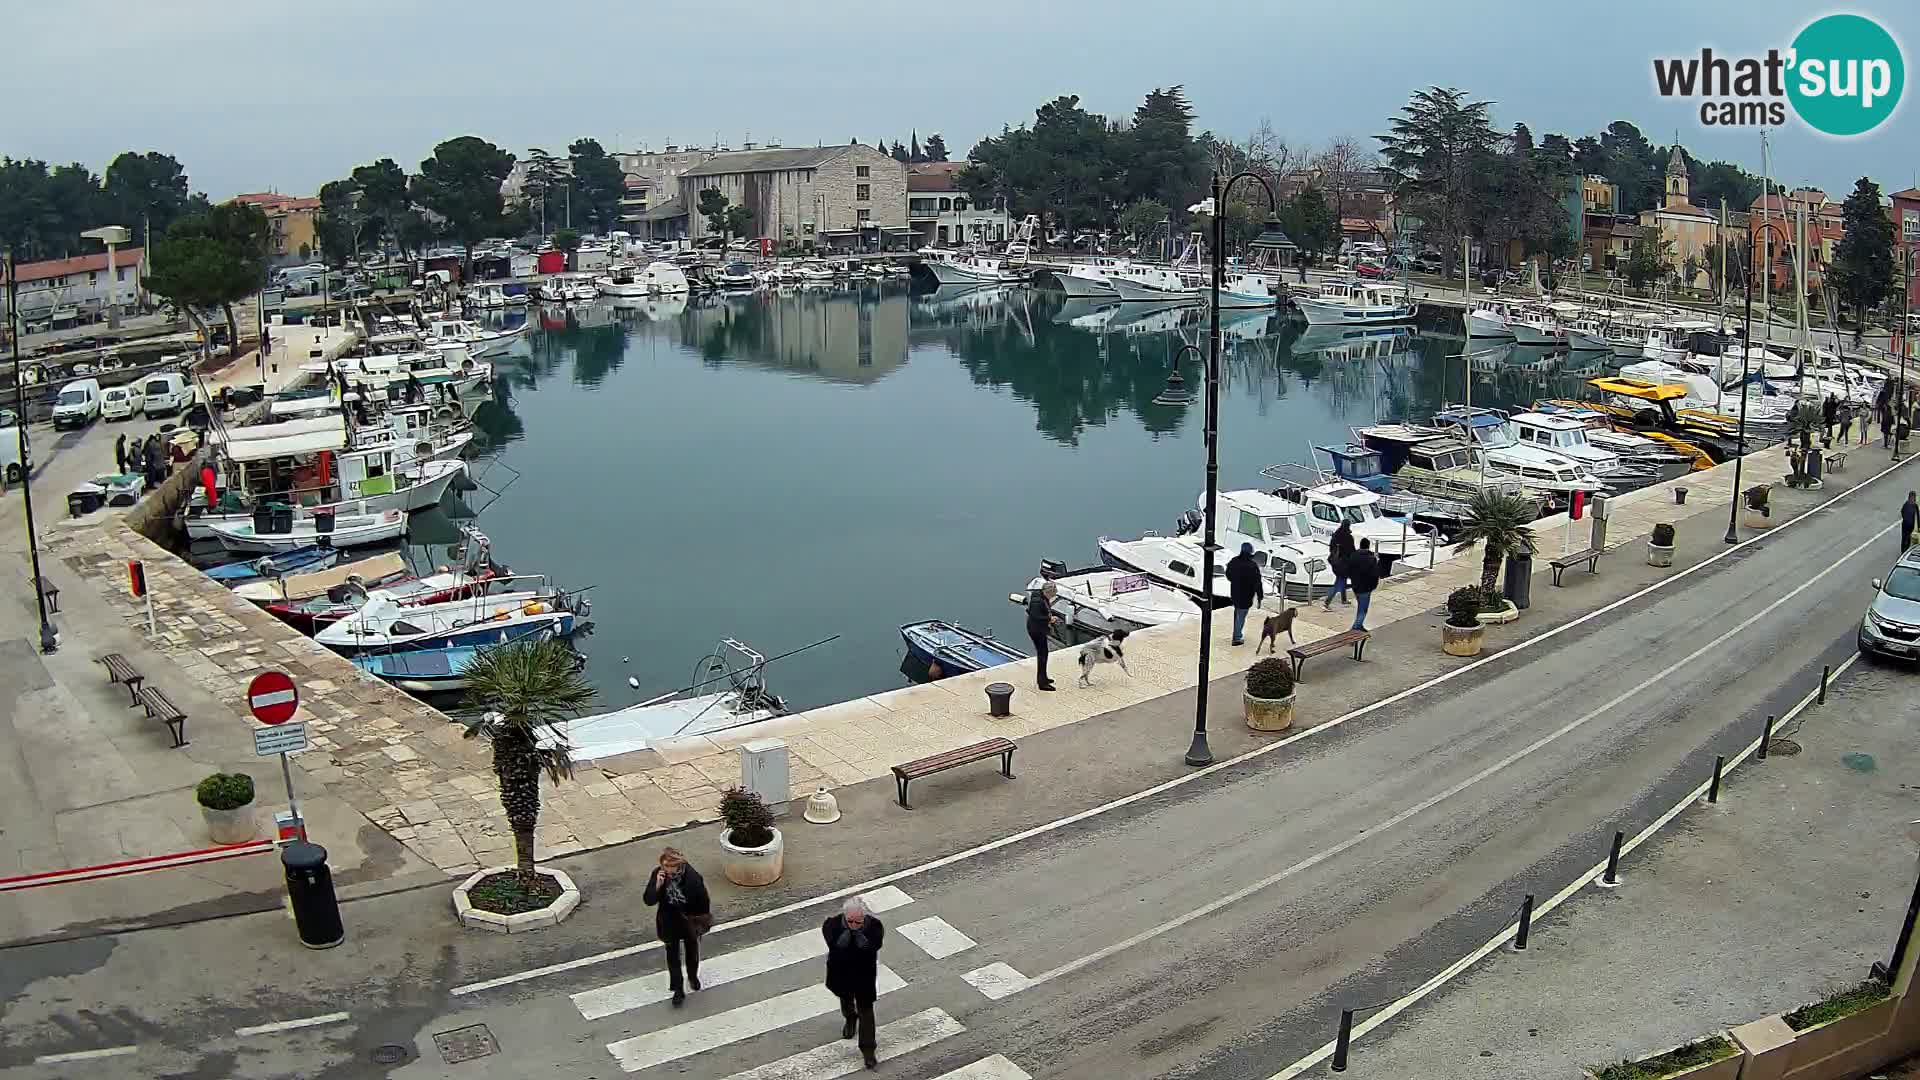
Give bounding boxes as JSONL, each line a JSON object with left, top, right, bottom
{"left": 1652, "top": 13, "right": 1904, "bottom": 136}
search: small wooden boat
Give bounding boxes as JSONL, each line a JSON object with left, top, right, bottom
{"left": 207, "top": 509, "right": 407, "bottom": 553}
{"left": 232, "top": 552, "right": 410, "bottom": 605}
{"left": 351, "top": 631, "right": 574, "bottom": 693}
{"left": 264, "top": 565, "right": 504, "bottom": 635}
{"left": 206, "top": 545, "right": 342, "bottom": 585}
{"left": 899, "top": 620, "right": 1027, "bottom": 681}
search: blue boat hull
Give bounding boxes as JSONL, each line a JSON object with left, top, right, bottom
{"left": 899, "top": 621, "right": 1026, "bottom": 680}
{"left": 333, "top": 613, "right": 575, "bottom": 655}
{"left": 207, "top": 545, "right": 340, "bottom": 584}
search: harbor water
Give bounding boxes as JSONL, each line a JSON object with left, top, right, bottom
{"left": 449, "top": 285, "right": 1608, "bottom": 713}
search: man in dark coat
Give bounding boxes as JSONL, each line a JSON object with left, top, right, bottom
{"left": 1322, "top": 521, "right": 1357, "bottom": 610}
{"left": 113, "top": 433, "right": 127, "bottom": 475}
{"left": 642, "top": 848, "right": 711, "bottom": 1007}
{"left": 1822, "top": 393, "right": 1838, "bottom": 444}
{"left": 1346, "top": 538, "right": 1382, "bottom": 632}
{"left": 1902, "top": 491, "right": 1917, "bottom": 553}
{"left": 1225, "top": 542, "right": 1264, "bottom": 646}
{"left": 1026, "top": 582, "right": 1058, "bottom": 691}
{"left": 824, "top": 897, "right": 885, "bottom": 1068}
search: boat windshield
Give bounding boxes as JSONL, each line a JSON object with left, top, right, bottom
{"left": 1262, "top": 513, "right": 1312, "bottom": 540}
{"left": 1884, "top": 567, "right": 1920, "bottom": 602}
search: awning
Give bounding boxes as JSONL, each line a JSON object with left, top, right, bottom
{"left": 218, "top": 415, "right": 347, "bottom": 461}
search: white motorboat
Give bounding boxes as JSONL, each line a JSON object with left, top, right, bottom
{"left": 594, "top": 266, "right": 650, "bottom": 297}
{"left": 924, "top": 250, "right": 1028, "bottom": 286}
{"left": 1183, "top": 493, "right": 1338, "bottom": 598}
{"left": 1432, "top": 406, "right": 1609, "bottom": 498}
{"left": 1466, "top": 302, "right": 1514, "bottom": 338}
{"left": 1295, "top": 279, "right": 1416, "bottom": 325}
{"left": 1506, "top": 411, "right": 1658, "bottom": 485}
{"left": 1217, "top": 272, "right": 1279, "bottom": 309}
{"left": 1017, "top": 561, "right": 1199, "bottom": 635}
{"left": 1507, "top": 305, "right": 1568, "bottom": 346}
{"left": 715, "top": 261, "right": 757, "bottom": 289}
{"left": 1256, "top": 464, "right": 1447, "bottom": 565}
{"left": 425, "top": 318, "right": 525, "bottom": 359}
{"left": 316, "top": 581, "right": 586, "bottom": 653}
{"left": 1052, "top": 258, "right": 1130, "bottom": 298}
{"left": 208, "top": 508, "right": 408, "bottom": 553}
{"left": 547, "top": 640, "right": 785, "bottom": 762}
{"left": 1097, "top": 534, "right": 1241, "bottom": 606}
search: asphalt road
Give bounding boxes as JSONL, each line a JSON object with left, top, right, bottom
{"left": 0, "top": 459, "right": 1911, "bottom": 1080}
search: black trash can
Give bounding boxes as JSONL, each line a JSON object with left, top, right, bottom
{"left": 270, "top": 504, "right": 294, "bottom": 534}
{"left": 985, "top": 681, "right": 1015, "bottom": 718}
{"left": 1503, "top": 552, "right": 1534, "bottom": 611}
{"left": 1805, "top": 447, "right": 1823, "bottom": 484}
{"left": 281, "top": 841, "right": 344, "bottom": 949}
{"left": 313, "top": 508, "right": 336, "bottom": 534}
{"left": 253, "top": 503, "right": 275, "bottom": 534}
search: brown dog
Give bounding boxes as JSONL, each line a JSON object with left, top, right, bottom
{"left": 1258, "top": 607, "right": 1300, "bottom": 654}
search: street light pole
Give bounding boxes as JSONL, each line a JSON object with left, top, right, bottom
{"left": 1726, "top": 221, "right": 1755, "bottom": 545}
{"left": 7, "top": 253, "right": 58, "bottom": 653}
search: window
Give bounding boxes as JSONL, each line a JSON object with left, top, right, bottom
{"left": 1237, "top": 510, "right": 1262, "bottom": 537}
{"left": 856, "top": 184, "right": 870, "bottom": 201}
{"left": 1169, "top": 560, "right": 1193, "bottom": 577}
{"left": 90, "top": 271, "right": 100, "bottom": 283}
{"left": 856, "top": 165, "right": 870, "bottom": 178}
{"left": 954, "top": 199, "right": 968, "bottom": 212}
{"left": 118, "top": 267, "right": 129, "bottom": 281}
{"left": 939, "top": 198, "right": 952, "bottom": 212}
{"left": 857, "top": 209, "right": 871, "bottom": 222}
{"left": 1311, "top": 503, "right": 1340, "bottom": 523}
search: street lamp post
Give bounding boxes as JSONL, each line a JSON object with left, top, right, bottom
{"left": 1727, "top": 218, "right": 1791, "bottom": 545}
{"left": 1157, "top": 170, "right": 1282, "bottom": 767}
{"left": 6, "top": 253, "right": 58, "bottom": 653}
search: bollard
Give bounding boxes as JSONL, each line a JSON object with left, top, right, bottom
{"left": 1514, "top": 894, "right": 1535, "bottom": 950}
{"left": 1600, "top": 830, "right": 1625, "bottom": 887}
{"left": 1331, "top": 1009, "right": 1355, "bottom": 1072}
{"left": 1706, "top": 755, "right": 1725, "bottom": 804}
{"left": 1758, "top": 714, "right": 1775, "bottom": 760}
{"left": 1818, "top": 664, "right": 1830, "bottom": 705}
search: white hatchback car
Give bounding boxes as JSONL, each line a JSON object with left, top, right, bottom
{"left": 100, "top": 384, "right": 142, "bottom": 421}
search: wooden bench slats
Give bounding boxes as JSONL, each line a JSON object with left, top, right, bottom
{"left": 892, "top": 737, "right": 1016, "bottom": 809}
{"left": 1549, "top": 548, "right": 1603, "bottom": 586}
{"left": 135, "top": 685, "right": 189, "bottom": 748}
{"left": 1287, "top": 630, "right": 1369, "bottom": 680}
{"left": 98, "top": 652, "right": 145, "bottom": 704}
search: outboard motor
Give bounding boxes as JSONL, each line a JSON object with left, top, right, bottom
{"left": 1038, "top": 558, "right": 1067, "bottom": 580}
{"left": 1174, "top": 509, "right": 1203, "bottom": 536}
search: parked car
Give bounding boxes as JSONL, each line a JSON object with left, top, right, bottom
{"left": 100, "top": 384, "right": 142, "bottom": 421}
{"left": 139, "top": 371, "right": 192, "bottom": 417}
{"left": 1860, "top": 548, "right": 1920, "bottom": 661}
{"left": 1355, "top": 260, "right": 1389, "bottom": 279}
{"left": 51, "top": 378, "right": 102, "bottom": 430}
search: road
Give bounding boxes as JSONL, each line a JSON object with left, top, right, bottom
{"left": 0, "top": 458, "right": 1911, "bottom": 1079}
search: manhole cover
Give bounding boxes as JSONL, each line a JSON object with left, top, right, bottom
{"left": 1767, "top": 738, "right": 1803, "bottom": 756}
{"left": 434, "top": 1024, "right": 499, "bottom": 1064}
{"left": 370, "top": 1044, "right": 410, "bottom": 1065}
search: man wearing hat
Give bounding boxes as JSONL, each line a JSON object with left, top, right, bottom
{"left": 1224, "top": 541, "right": 1264, "bottom": 646}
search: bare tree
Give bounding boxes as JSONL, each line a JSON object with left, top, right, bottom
{"left": 1314, "top": 135, "right": 1376, "bottom": 226}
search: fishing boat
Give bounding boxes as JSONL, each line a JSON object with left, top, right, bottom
{"left": 1217, "top": 271, "right": 1280, "bottom": 309}
{"left": 206, "top": 545, "right": 342, "bottom": 585}
{"left": 899, "top": 620, "right": 1027, "bottom": 680}
{"left": 924, "top": 250, "right": 1028, "bottom": 286}
{"left": 1012, "top": 561, "right": 1200, "bottom": 636}
{"left": 314, "top": 575, "right": 589, "bottom": 653}
{"left": 1295, "top": 280, "right": 1416, "bottom": 325}
{"left": 424, "top": 317, "right": 526, "bottom": 359}
{"left": 351, "top": 631, "right": 576, "bottom": 693}
{"left": 1052, "top": 258, "right": 1131, "bottom": 298}
{"left": 1466, "top": 301, "right": 1514, "bottom": 338}
{"left": 207, "top": 508, "right": 408, "bottom": 554}
{"left": 1507, "top": 410, "right": 1661, "bottom": 486}
{"left": 715, "top": 261, "right": 757, "bottom": 289}
{"left": 1110, "top": 265, "right": 1207, "bottom": 304}
{"left": 232, "top": 551, "right": 411, "bottom": 605}
{"left": 263, "top": 537, "right": 502, "bottom": 633}
{"left": 547, "top": 640, "right": 787, "bottom": 761}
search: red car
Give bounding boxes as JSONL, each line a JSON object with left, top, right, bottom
{"left": 1355, "top": 260, "right": 1388, "bottom": 279}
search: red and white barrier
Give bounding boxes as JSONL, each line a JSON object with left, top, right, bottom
{"left": 0, "top": 840, "right": 276, "bottom": 892}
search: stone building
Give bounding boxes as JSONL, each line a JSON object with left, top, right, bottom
{"left": 677, "top": 144, "right": 910, "bottom": 251}
{"left": 906, "top": 162, "right": 1011, "bottom": 249}
{"left": 231, "top": 192, "right": 321, "bottom": 263}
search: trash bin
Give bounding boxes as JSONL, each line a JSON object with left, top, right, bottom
{"left": 985, "top": 682, "right": 1015, "bottom": 718}
{"left": 1674, "top": 486, "right": 1688, "bottom": 505}
{"left": 1503, "top": 552, "right": 1533, "bottom": 611}
{"left": 313, "top": 508, "right": 336, "bottom": 534}
{"left": 270, "top": 504, "right": 294, "bottom": 534}
{"left": 1805, "top": 447, "right": 1823, "bottom": 484}
{"left": 281, "top": 841, "right": 344, "bottom": 949}
{"left": 253, "top": 503, "right": 275, "bottom": 534}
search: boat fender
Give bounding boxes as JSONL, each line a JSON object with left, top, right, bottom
{"left": 493, "top": 607, "right": 510, "bottom": 620}
{"left": 523, "top": 602, "right": 547, "bottom": 615}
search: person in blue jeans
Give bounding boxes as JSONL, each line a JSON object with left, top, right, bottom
{"left": 1225, "top": 542, "right": 1264, "bottom": 645}
{"left": 1345, "top": 538, "right": 1382, "bottom": 632}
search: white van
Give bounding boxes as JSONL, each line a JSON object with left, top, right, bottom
{"left": 139, "top": 371, "right": 192, "bottom": 418}
{"left": 100, "top": 384, "right": 142, "bottom": 421}
{"left": 51, "top": 378, "right": 101, "bottom": 430}
{"left": 0, "top": 407, "right": 29, "bottom": 483}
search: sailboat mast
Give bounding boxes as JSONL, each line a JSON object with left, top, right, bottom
{"left": 1760, "top": 131, "right": 1773, "bottom": 345}
{"left": 1463, "top": 236, "right": 1472, "bottom": 416}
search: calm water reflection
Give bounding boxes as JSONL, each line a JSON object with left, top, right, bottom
{"left": 456, "top": 287, "right": 1603, "bottom": 712}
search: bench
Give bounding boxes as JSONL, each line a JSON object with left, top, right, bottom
{"left": 98, "top": 652, "right": 145, "bottom": 703}
{"left": 892, "top": 737, "right": 1016, "bottom": 809}
{"left": 1287, "top": 630, "right": 1370, "bottom": 681}
{"left": 134, "top": 685, "right": 189, "bottom": 748}
{"left": 1826, "top": 449, "right": 1849, "bottom": 473}
{"left": 27, "top": 575, "right": 59, "bottom": 613}
{"left": 1549, "top": 548, "right": 1603, "bottom": 586}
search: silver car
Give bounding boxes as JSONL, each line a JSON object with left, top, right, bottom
{"left": 1859, "top": 549, "right": 1920, "bottom": 660}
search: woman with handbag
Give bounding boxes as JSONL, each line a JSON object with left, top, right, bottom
{"left": 643, "top": 847, "right": 712, "bottom": 1006}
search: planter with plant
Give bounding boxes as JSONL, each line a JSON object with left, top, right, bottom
{"left": 1451, "top": 489, "right": 1539, "bottom": 602}
{"left": 1475, "top": 583, "right": 1519, "bottom": 625}
{"left": 1583, "top": 1034, "right": 1741, "bottom": 1080}
{"left": 1742, "top": 484, "right": 1773, "bottom": 530}
{"left": 1647, "top": 522, "right": 1676, "bottom": 568}
{"left": 196, "top": 772, "right": 257, "bottom": 844}
{"left": 1243, "top": 657, "right": 1297, "bottom": 732}
{"left": 1772, "top": 977, "right": 1895, "bottom": 1062}
{"left": 719, "top": 787, "right": 785, "bottom": 887}
{"left": 1443, "top": 587, "right": 1488, "bottom": 655}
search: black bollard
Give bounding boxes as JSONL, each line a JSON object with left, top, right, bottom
{"left": 1515, "top": 894, "right": 1535, "bottom": 950}
{"left": 1331, "top": 1009, "right": 1355, "bottom": 1072}
{"left": 1759, "top": 714, "right": 1775, "bottom": 760}
{"left": 1819, "top": 664, "right": 1830, "bottom": 705}
{"left": 1601, "top": 830, "right": 1625, "bottom": 886}
{"left": 1707, "top": 755, "right": 1725, "bottom": 804}
{"left": 282, "top": 841, "right": 345, "bottom": 949}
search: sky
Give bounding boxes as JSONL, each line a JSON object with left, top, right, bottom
{"left": 2, "top": 1, "right": 1914, "bottom": 201}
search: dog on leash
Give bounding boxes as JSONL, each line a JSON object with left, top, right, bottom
{"left": 1076, "top": 628, "right": 1131, "bottom": 687}
{"left": 1258, "top": 607, "right": 1300, "bottom": 654}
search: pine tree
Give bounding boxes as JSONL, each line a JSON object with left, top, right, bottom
{"left": 890, "top": 141, "right": 910, "bottom": 163}
{"left": 1830, "top": 176, "right": 1895, "bottom": 341}
{"left": 923, "top": 133, "right": 949, "bottom": 162}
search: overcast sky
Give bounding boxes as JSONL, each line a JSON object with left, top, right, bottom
{"left": 2, "top": 1, "right": 1911, "bottom": 201}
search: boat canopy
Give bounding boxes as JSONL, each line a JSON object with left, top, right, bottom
{"left": 220, "top": 415, "right": 347, "bottom": 461}
{"left": 1588, "top": 378, "right": 1691, "bottom": 401}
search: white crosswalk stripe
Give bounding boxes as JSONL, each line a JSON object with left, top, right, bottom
{"left": 928, "top": 1056, "right": 1034, "bottom": 1080}
{"left": 574, "top": 887, "right": 916, "bottom": 1021}
{"left": 720, "top": 1008, "right": 965, "bottom": 1080}
{"left": 896, "top": 916, "right": 977, "bottom": 959}
{"left": 960, "top": 962, "right": 1032, "bottom": 1000}
{"left": 605, "top": 966, "right": 908, "bottom": 1073}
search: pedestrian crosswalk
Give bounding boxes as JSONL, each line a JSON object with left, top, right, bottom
{"left": 561, "top": 888, "right": 1031, "bottom": 1077}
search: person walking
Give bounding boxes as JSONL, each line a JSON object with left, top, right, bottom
{"left": 1882, "top": 396, "right": 1897, "bottom": 449}
{"left": 1838, "top": 402, "right": 1855, "bottom": 445}
{"left": 642, "top": 847, "right": 711, "bottom": 1007}
{"left": 1026, "top": 581, "right": 1058, "bottom": 691}
{"left": 824, "top": 896, "right": 885, "bottom": 1069}
{"left": 1346, "top": 538, "right": 1381, "bottom": 632}
{"left": 1903, "top": 491, "right": 1917, "bottom": 553}
{"left": 113, "top": 432, "right": 127, "bottom": 475}
{"left": 1822, "top": 393, "right": 1839, "bottom": 445}
{"left": 1322, "top": 521, "right": 1356, "bottom": 610}
{"left": 1225, "top": 541, "right": 1264, "bottom": 646}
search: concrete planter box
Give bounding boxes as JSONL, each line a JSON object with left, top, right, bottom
{"left": 720, "top": 827, "right": 785, "bottom": 887}
{"left": 1442, "top": 622, "right": 1485, "bottom": 656}
{"left": 453, "top": 866, "right": 581, "bottom": 933}
{"left": 201, "top": 803, "right": 257, "bottom": 845}
{"left": 1244, "top": 690, "right": 1295, "bottom": 732}
{"left": 1781, "top": 996, "right": 1896, "bottom": 1073}
{"left": 1580, "top": 1034, "right": 1741, "bottom": 1080}
{"left": 1742, "top": 508, "right": 1775, "bottom": 530}
{"left": 1477, "top": 600, "right": 1520, "bottom": 625}
{"left": 1647, "top": 542, "right": 1675, "bottom": 568}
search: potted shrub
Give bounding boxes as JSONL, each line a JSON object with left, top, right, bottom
{"left": 1243, "top": 657, "right": 1296, "bottom": 732}
{"left": 718, "top": 787, "right": 784, "bottom": 887}
{"left": 1647, "top": 522, "right": 1676, "bottom": 567}
{"left": 1475, "top": 583, "right": 1519, "bottom": 625}
{"left": 1442, "top": 587, "right": 1487, "bottom": 656}
{"left": 196, "top": 772, "right": 257, "bottom": 844}
{"left": 1451, "top": 490, "right": 1540, "bottom": 596}
{"left": 1742, "top": 484, "right": 1773, "bottom": 530}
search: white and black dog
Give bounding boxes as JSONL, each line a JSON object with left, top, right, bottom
{"left": 1076, "top": 628, "right": 1131, "bottom": 687}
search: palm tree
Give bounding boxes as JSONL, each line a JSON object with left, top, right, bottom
{"left": 462, "top": 638, "right": 596, "bottom": 877}
{"left": 1451, "top": 490, "right": 1540, "bottom": 592}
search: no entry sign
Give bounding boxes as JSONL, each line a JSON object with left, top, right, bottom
{"left": 247, "top": 671, "right": 299, "bottom": 725}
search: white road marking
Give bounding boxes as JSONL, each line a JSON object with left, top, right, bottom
{"left": 1266, "top": 651, "right": 1863, "bottom": 1079}
{"left": 930, "top": 1056, "right": 1035, "bottom": 1080}
{"left": 32, "top": 1045, "right": 139, "bottom": 1063}
{"left": 606, "top": 966, "right": 907, "bottom": 1073}
{"left": 576, "top": 923, "right": 836, "bottom": 1020}
{"left": 961, "top": 962, "right": 1033, "bottom": 1000}
{"left": 897, "top": 916, "right": 978, "bottom": 959}
{"left": 721, "top": 1007, "right": 964, "bottom": 1080}
{"left": 233, "top": 1012, "right": 350, "bottom": 1037}
{"left": 450, "top": 459, "right": 1911, "bottom": 998}
{"left": 455, "top": 885, "right": 912, "bottom": 998}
